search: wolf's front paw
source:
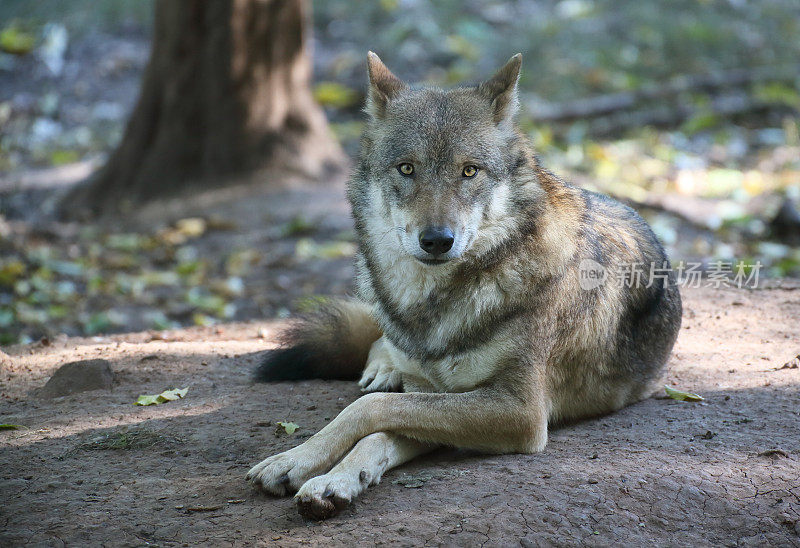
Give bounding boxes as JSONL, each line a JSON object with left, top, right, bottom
{"left": 359, "top": 337, "right": 403, "bottom": 392}
{"left": 246, "top": 447, "right": 327, "bottom": 496}
{"left": 358, "top": 360, "right": 402, "bottom": 392}
{"left": 295, "top": 472, "right": 363, "bottom": 520}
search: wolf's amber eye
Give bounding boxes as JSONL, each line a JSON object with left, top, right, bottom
{"left": 462, "top": 165, "right": 478, "bottom": 178}
{"left": 397, "top": 163, "right": 414, "bottom": 176}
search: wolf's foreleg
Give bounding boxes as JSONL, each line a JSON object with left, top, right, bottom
{"left": 294, "top": 432, "right": 431, "bottom": 519}
{"left": 246, "top": 388, "right": 546, "bottom": 495}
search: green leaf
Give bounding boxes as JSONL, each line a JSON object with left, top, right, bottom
{"left": 186, "top": 288, "right": 227, "bottom": 315}
{"left": 176, "top": 260, "right": 202, "bottom": 276}
{"left": 135, "top": 394, "right": 161, "bottom": 406}
{"left": 329, "top": 121, "right": 365, "bottom": 142}
{"left": 0, "top": 308, "right": 14, "bottom": 327}
{"left": 49, "top": 149, "right": 80, "bottom": 166}
{"left": 159, "top": 387, "right": 188, "bottom": 401}
{"left": 83, "top": 312, "right": 112, "bottom": 335}
{"left": 295, "top": 239, "right": 356, "bottom": 260}
{"left": 664, "top": 385, "right": 704, "bottom": 402}
{"left": 0, "top": 260, "right": 26, "bottom": 286}
{"left": 681, "top": 111, "right": 720, "bottom": 135}
{"left": 0, "top": 424, "right": 24, "bottom": 430}
{"left": 135, "top": 387, "right": 189, "bottom": 406}
{"left": 48, "top": 260, "right": 85, "bottom": 277}
{"left": 753, "top": 82, "right": 800, "bottom": 109}
{"left": 106, "top": 233, "right": 147, "bottom": 252}
{"left": 276, "top": 421, "right": 299, "bottom": 435}
{"left": 192, "top": 313, "right": 215, "bottom": 327}
{"left": 0, "top": 25, "right": 36, "bottom": 55}
{"left": 281, "top": 215, "right": 317, "bottom": 237}
{"left": 313, "top": 82, "right": 359, "bottom": 109}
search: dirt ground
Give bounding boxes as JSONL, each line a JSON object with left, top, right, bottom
{"left": 0, "top": 284, "right": 798, "bottom": 547}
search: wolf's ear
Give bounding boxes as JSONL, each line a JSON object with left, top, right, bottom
{"left": 478, "top": 53, "right": 522, "bottom": 124}
{"left": 366, "top": 51, "right": 406, "bottom": 118}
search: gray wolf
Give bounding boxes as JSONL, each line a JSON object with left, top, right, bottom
{"left": 246, "top": 52, "right": 682, "bottom": 520}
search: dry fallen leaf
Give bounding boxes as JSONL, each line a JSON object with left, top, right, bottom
{"left": 135, "top": 387, "right": 189, "bottom": 406}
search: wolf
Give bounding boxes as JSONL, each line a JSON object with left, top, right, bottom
{"left": 247, "top": 52, "right": 682, "bottom": 520}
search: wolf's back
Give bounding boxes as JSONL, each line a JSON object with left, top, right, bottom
{"left": 254, "top": 299, "right": 381, "bottom": 382}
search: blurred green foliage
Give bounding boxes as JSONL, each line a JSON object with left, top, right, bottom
{"left": 1, "top": 0, "right": 799, "bottom": 347}
{"left": 313, "top": 0, "right": 800, "bottom": 102}
{"left": 0, "top": 0, "right": 153, "bottom": 36}
{"left": 0, "top": 23, "right": 37, "bottom": 54}
{"left": 313, "top": 82, "right": 360, "bottom": 109}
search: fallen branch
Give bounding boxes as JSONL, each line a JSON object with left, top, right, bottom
{"left": 525, "top": 64, "right": 800, "bottom": 123}
{"left": 583, "top": 92, "right": 792, "bottom": 136}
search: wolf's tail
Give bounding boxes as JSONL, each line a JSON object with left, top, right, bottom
{"left": 254, "top": 299, "right": 381, "bottom": 382}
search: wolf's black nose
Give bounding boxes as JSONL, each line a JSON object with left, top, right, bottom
{"left": 419, "top": 227, "right": 455, "bottom": 256}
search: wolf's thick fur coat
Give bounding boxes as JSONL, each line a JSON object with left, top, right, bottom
{"left": 248, "top": 53, "right": 682, "bottom": 520}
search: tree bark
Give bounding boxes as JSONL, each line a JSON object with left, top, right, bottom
{"left": 64, "top": 0, "right": 343, "bottom": 217}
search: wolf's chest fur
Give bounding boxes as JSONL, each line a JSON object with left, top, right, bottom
{"left": 353, "top": 204, "right": 531, "bottom": 393}
{"left": 379, "top": 330, "right": 512, "bottom": 392}
{"left": 357, "top": 209, "right": 523, "bottom": 358}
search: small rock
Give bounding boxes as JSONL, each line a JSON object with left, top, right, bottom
{"left": 651, "top": 516, "right": 669, "bottom": 527}
{"left": 758, "top": 448, "right": 789, "bottom": 458}
{"left": 38, "top": 359, "right": 114, "bottom": 398}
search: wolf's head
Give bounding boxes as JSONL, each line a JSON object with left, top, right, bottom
{"left": 353, "top": 53, "right": 530, "bottom": 267}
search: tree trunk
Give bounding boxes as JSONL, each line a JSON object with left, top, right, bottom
{"left": 64, "top": 0, "right": 343, "bottom": 217}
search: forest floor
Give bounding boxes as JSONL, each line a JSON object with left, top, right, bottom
{"left": 1, "top": 263, "right": 799, "bottom": 546}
